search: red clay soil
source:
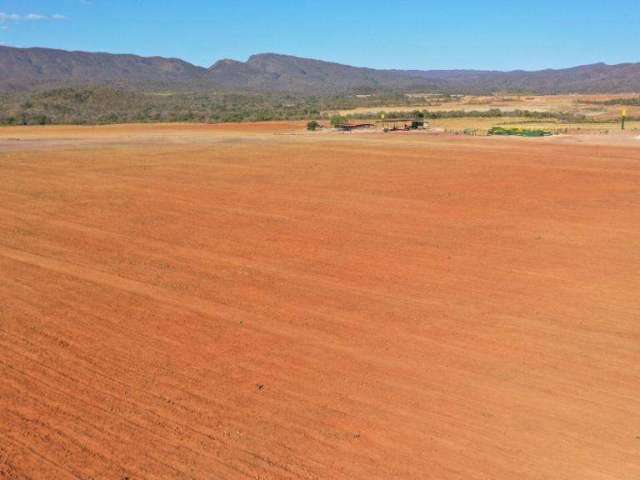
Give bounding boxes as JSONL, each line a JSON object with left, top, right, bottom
{"left": 1, "top": 125, "right": 639, "bottom": 479}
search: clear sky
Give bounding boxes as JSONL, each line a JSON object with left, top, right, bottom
{"left": 0, "top": 0, "right": 638, "bottom": 71}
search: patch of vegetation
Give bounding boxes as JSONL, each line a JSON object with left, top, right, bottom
{"left": 306, "top": 120, "right": 321, "bottom": 131}
{"left": 0, "top": 87, "right": 438, "bottom": 126}
{"left": 346, "top": 109, "right": 588, "bottom": 123}
{"left": 488, "top": 126, "right": 552, "bottom": 137}
{"left": 580, "top": 97, "right": 640, "bottom": 106}
{"left": 329, "top": 115, "right": 348, "bottom": 127}
{"left": 0, "top": 88, "right": 619, "bottom": 128}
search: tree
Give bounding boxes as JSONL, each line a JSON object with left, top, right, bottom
{"left": 307, "top": 120, "right": 320, "bottom": 131}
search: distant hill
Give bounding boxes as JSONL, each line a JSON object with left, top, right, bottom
{"left": 207, "top": 54, "right": 445, "bottom": 93}
{"left": 0, "top": 46, "right": 208, "bottom": 91}
{"left": 399, "top": 62, "right": 640, "bottom": 94}
{"left": 1, "top": 46, "right": 639, "bottom": 94}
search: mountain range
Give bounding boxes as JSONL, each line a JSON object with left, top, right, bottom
{"left": 1, "top": 45, "right": 639, "bottom": 94}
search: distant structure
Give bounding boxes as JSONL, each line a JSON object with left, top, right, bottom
{"left": 378, "top": 118, "right": 426, "bottom": 132}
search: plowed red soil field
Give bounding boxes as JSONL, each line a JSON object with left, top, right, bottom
{"left": 1, "top": 124, "right": 639, "bottom": 479}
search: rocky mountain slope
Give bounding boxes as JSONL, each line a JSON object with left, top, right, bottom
{"left": 1, "top": 46, "right": 639, "bottom": 94}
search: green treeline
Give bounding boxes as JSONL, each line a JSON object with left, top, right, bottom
{"left": 0, "top": 87, "right": 445, "bottom": 126}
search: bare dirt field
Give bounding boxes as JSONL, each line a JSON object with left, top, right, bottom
{"left": 1, "top": 123, "right": 639, "bottom": 479}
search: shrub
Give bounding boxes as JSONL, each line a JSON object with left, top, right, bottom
{"left": 307, "top": 120, "right": 320, "bottom": 131}
{"left": 488, "top": 126, "right": 552, "bottom": 137}
{"left": 330, "top": 115, "right": 347, "bottom": 127}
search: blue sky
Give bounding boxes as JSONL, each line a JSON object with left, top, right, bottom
{"left": 0, "top": 0, "right": 638, "bottom": 71}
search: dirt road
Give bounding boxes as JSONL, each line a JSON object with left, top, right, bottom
{"left": 1, "top": 124, "right": 639, "bottom": 479}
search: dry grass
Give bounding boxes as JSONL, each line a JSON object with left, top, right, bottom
{"left": 330, "top": 94, "right": 640, "bottom": 134}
